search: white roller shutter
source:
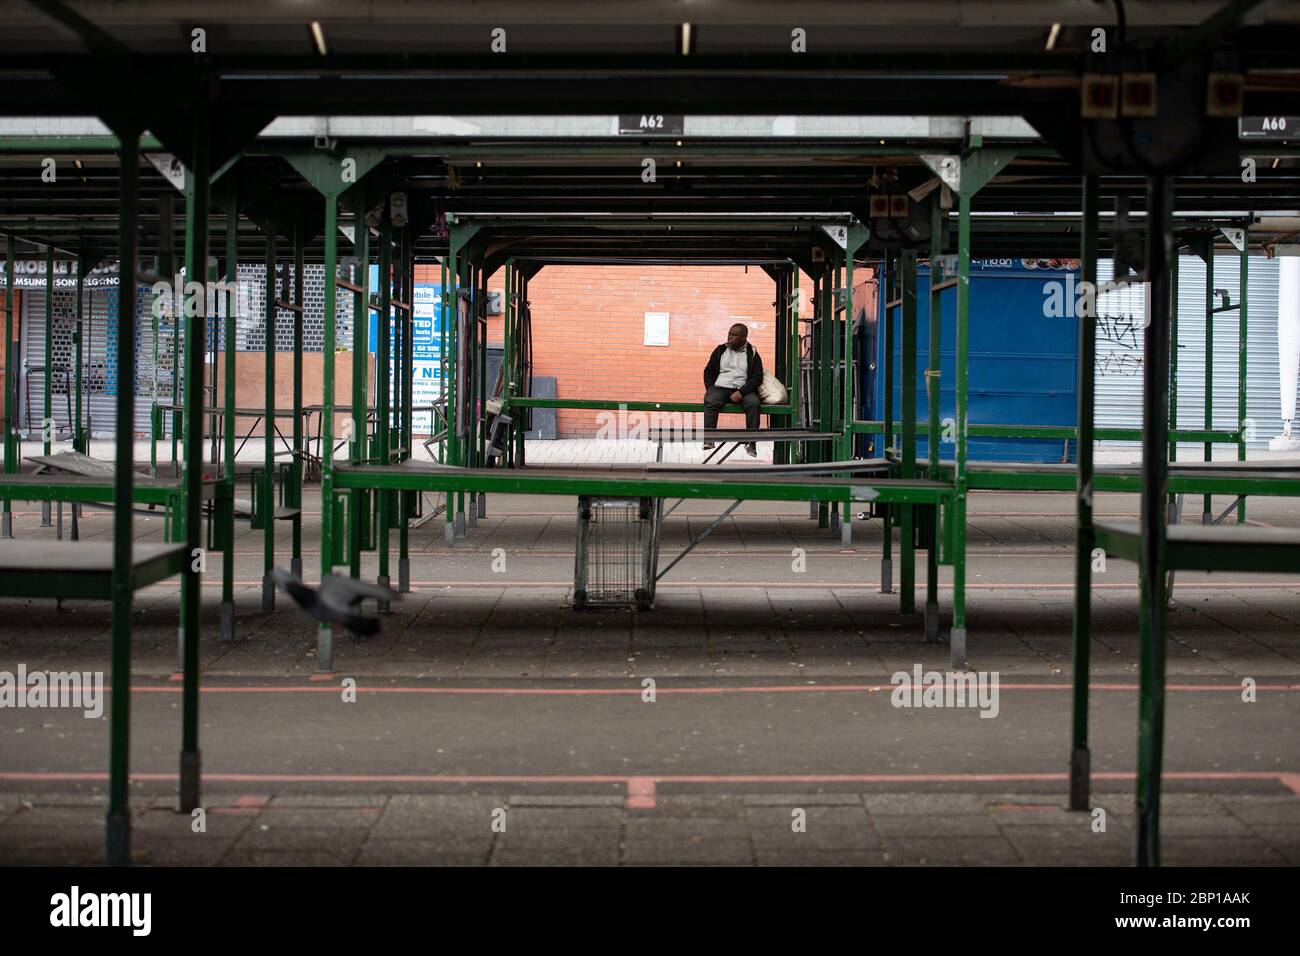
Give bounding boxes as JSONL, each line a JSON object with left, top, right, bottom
{"left": 1094, "top": 254, "right": 1282, "bottom": 450}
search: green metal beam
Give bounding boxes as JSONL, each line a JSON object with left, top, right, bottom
{"left": 333, "top": 465, "right": 953, "bottom": 507}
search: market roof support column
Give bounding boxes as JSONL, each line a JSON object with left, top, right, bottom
{"left": 1069, "top": 173, "right": 1099, "bottom": 812}
{"left": 1136, "top": 174, "right": 1175, "bottom": 868}
{"left": 106, "top": 123, "right": 141, "bottom": 867}
{"left": 178, "top": 104, "right": 210, "bottom": 816}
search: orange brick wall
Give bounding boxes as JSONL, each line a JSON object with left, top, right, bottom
{"left": 414, "top": 264, "right": 779, "bottom": 436}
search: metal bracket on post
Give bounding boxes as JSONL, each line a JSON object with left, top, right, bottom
{"left": 1219, "top": 226, "right": 1246, "bottom": 252}
{"left": 920, "top": 154, "right": 962, "bottom": 194}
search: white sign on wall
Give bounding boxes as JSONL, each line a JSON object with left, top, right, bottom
{"left": 644, "top": 311, "right": 670, "bottom": 346}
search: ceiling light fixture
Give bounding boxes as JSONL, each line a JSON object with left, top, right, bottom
{"left": 310, "top": 21, "right": 328, "bottom": 56}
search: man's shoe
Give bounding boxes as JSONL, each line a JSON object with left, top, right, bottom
{"left": 702, "top": 442, "right": 716, "bottom": 450}
{"left": 745, "top": 443, "right": 758, "bottom": 457}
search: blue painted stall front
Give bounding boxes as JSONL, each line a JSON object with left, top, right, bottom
{"left": 861, "top": 259, "right": 1080, "bottom": 463}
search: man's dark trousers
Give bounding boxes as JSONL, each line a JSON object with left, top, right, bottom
{"left": 703, "top": 386, "right": 760, "bottom": 431}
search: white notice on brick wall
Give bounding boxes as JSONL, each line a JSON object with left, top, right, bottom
{"left": 644, "top": 311, "right": 669, "bottom": 346}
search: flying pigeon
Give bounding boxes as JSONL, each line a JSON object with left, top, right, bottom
{"left": 272, "top": 568, "right": 400, "bottom": 637}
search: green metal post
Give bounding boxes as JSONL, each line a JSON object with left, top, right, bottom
{"left": 1203, "top": 244, "right": 1214, "bottom": 522}
{"left": 175, "top": 178, "right": 192, "bottom": 472}
{"left": 926, "top": 202, "right": 944, "bottom": 641}
{"left": 84, "top": 276, "right": 92, "bottom": 453}
{"left": 445, "top": 239, "right": 459, "bottom": 543}
{"left": 476, "top": 264, "right": 487, "bottom": 520}
{"left": 319, "top": 196, "right": 339, "bottom": 671}
{"left": 3, "top": 235, "right": 14, "bottom": 536}
{"left": 179, "top": 112, "right": 209, "bottom": 815}
{"left": 790, "top": 268, "right": 800, "bottom": 438}
{"left": 817, "top": 271, "right": 830, "bottom": 526}
{"left": 292, "top": 222, "right": 305, "bottom": 574}
{"left": 440, "top": 256, "right": 448, "bottom": 468}
{"left": 262, "top": 232, "right": 277, "bottom": 611}
{"left": 350, "top": 220, "right": 369, "bottom": 576}
{"left": 837, "top": 257, "right": 849, "bottom": 534}
{"left": 1070, "top": 174, "right": 1099, "bottom": 811}
{"left": 74, "top": 251, "right": 85, "bottom": 453}
{"left": 1136, "top": 174, "right": 1175, "bottom": 868}
{"left": 881, "top": 254, "right": 894, "bottom": 591}
{"left": 518, "top": 271, "right": 530, "bottom": 467}
{"left": 771, "top": 268, "right": 783, "bottom": 465}
{"left": 505, "top": 263, "right": 515, "bottom": 468}
{"left": 952, "top": 189, "right": 972, "bottom": 668}
{"left": 41, "top": 243, "right": 53, "bottom": 526}
{"left": 106, "top": 126, "right": 141, "bottom": 867}
{"left": 1170, "top": 252, "right": 1179, "bottom": 466}
{"left": 829, "top": 258, "right": 841, "bottom": 480}
{"left": 398, "top": 225, "right": 412, "bottom": 591}
{"left": 900, "top": 249, "right": 917, "bottom": 614}
{"left": 945, "top": 145, "right": 1012, "bottom": 667}
{"left": 150, "top": 281, "right": 159, "bottom": 477}
{"left": 221, "top": 189, "right": 237, "bottom": 641}
{"left": 456, "top": 259, "right": 467, "bottom": 534}
{"left": 1237, "top": 242, "right": 1248, "bottom": 523}
{"left": 376, "top": 217, "right": 392, "bottom": 603}
{"left": 843, "top": 254, "right": 856, "bottom": 465}
{"left": 821, "top": 267, "right": 833, "bottom": 445}
{"left": 502, "top": 261, "right": 512, "bottom": 461}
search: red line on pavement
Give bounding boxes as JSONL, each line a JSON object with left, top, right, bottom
{"left": 626, "top": 777, "right": 657, "bottom": 809}
{"left": 0, "top": 770, "right": 1293, "bottom": 790}
{"left": 125, "top": 681, "right": 1300, "bottom": 696}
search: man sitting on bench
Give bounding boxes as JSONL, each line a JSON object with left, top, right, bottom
{"left": 703, "top": 322, "right": 763, "bottom": 457}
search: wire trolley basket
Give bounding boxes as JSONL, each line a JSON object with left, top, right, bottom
{"left": 573, "top": 496, "right": 656, "bottom": 610}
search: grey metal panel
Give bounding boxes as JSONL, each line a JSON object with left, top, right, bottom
{"left": 20, "top": 264, "right": 361, "bottom": 442}
{"left": 1094, "top": 255, "right": 1282, "bottom": 450}
{"left": 20, "top": 283, "right": 153, "bottom": 440}
{"left": 527, "top": 376, "right": 558, "bottom": 440}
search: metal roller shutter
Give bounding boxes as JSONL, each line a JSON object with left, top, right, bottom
{"left": 1094, "top": 254, "right": 1283, "bottom": 450}
{"left": 21, "top": 282, "right": 158, "bottom": 439}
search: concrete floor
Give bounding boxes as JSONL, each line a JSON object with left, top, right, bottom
{"left": 1, "top": 443, "right": 1298, "bottom": 866}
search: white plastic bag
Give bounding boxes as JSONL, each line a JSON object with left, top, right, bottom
{"left": 758, "top": 371, "right": 788, "bottom": 405}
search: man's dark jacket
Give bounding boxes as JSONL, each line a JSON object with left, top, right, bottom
{"left": 703, "top": 343, "right": 764, "bottom": 396}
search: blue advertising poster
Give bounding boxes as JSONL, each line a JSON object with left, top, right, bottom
{"left": 368, "top": 281, "right": 443, "bottom": 433}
